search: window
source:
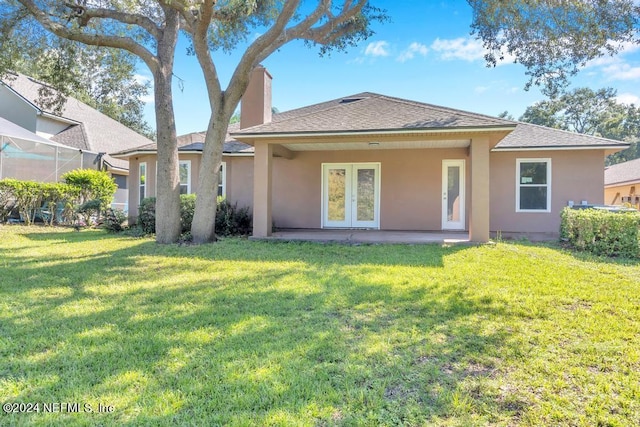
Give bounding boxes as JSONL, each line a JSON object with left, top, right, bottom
{"left": 179, "top": 160, "right": 191, "bottom": 194}
{"left": 516, "top": 159, "right": 551, "bottom": 212}
{"left": 218, "top": 162, "right": 226, "bottom": 198}
{"left": 139, "top": 162, "right": 147, "bottom": 203}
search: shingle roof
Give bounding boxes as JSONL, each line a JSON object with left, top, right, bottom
{"left": 605, "top": 158, "right": 640, "bottom": 186}
{"left": 2, "top": 73, "right": 154, "bottom": 170}
{"left": 112, "top": 91, "right": 630, "bottom": 158}
{"left": 112, "top": 122, "right": 254, "bottom": 156}
{"left": 494, "top": 122, "right": 629, "bottom": 149}
{"left": 234, "top": 92, "right": 513, "bottom": 135}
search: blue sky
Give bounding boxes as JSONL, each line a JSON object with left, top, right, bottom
{"left": 141, "top": 0, "right": 640, "bottom": 135}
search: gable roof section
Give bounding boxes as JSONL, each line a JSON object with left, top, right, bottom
{"left": 2, "top": 73, "right": 154, "bottom": 169}
{"left": 234, "top": 92, "right": 514, "bottom": 135}
{"left": 605, "top": 158, "right": 640, "bottom": 186}
{"left": 0, "top": 116, "right": 66, "bottom": 146}
{"left": 494, "top": 122, "right": 629, "bottom": 150}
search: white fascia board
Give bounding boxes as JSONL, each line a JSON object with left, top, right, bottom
{"left": 233, "top": 125, "right": 517, "bottom": 140}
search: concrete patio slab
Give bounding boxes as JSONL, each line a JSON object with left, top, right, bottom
{"left": 250, "top": 229, "right": 472, "bottom": 244}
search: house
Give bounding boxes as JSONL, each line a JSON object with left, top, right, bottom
{"left": 112, "top": 67, "right": 629, "bottom": 242}
{"left": 605, "top": 158, "right": 640, "bottom": 208}
{"left": 0, "top": 72, "right": 155, "bottom": 210}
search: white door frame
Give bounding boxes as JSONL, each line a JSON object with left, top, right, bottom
{"left": 442, "top": 159, "right": 465, "bottom": 230}
{"left": 322, "top": 162, "right": 381, "bottom": 229}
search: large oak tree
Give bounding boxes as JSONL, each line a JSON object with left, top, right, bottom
{"left": 12, "top": 0, "right": 384, "bottom": 243}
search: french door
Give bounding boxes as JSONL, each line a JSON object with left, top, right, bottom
{"left": 442, "top": 160, "right": 465, "bottom": 230}
{"left": 322, "top": 163, "right": 380, "bottom": 228}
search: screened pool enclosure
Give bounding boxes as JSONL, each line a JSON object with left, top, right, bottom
{"left": 0, "top": 117, "right": 99, "bottom": 182}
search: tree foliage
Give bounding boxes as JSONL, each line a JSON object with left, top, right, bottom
{"left": 518, "top": 87, "right": 640, "bottom": 165}
{"left": 469, "top": 0, "right": 640, "bottom": 96}
{"left": 12, "top": 0, "right": 387, "bottom": 243}
{"left": 0, "top": 3, "right": 154, "bottom": 139}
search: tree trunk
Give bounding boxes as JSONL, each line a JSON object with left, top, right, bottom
{"left": 152, "top": 9, "right": 181, "bottom": 244}
{"left": 191, "top": 109, "right": 228, "bottom": 244}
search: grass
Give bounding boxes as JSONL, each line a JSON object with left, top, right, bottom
{"left": 0, "top": 226, "right": 639, "bottom": 426}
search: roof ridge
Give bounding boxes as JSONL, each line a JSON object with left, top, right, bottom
{"left": 238, "top": 92, "right": 376, "bottom": 132}
{"left": 371, "top": 92, "right": 515, "bottom": 125}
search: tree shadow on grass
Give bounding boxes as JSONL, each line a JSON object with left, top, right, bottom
{"left": 0, "top": 229, "right": 528, "bottom": 425}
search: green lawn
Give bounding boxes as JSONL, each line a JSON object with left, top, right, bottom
{"left": 0, "top": 226, "right": 639, "bottom": 426}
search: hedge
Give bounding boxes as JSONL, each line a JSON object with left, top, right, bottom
{"left": 137, "top": 196, "right": 252, "bottom": 237}
{"left": 560, "top": 207, "right": 640, "bottom": 258}
{"left": 0, "top": 170, "right": 117, "bottom": 225}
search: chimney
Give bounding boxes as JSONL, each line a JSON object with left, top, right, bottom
{"left": 240, "top": 66, "right": 272, "bottom": 129}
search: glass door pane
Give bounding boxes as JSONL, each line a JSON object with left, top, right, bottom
{"left": 356, "top": 168, "right": 375, "bottom": 222}
{"left": 328, "top": 168, "right": 347, "bottom": 221}
{"left": 447, "top": 166, "right": 460, "bottom": 222}
{"left": 442, "top": 160, "right": 465, "bottom": 230}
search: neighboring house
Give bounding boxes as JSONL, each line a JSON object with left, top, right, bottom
{"left": 605, "top": 158, "right": 640, "bottom": 208}
{"left": 0, "top": 72, "right": 155, "bottom": 210}
{"left": 113, "top": 67, "right": 629, "bottom": 242}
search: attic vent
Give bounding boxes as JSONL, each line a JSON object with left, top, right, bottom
{"left": 339, "top": 97, "right": 364, "bottom": 104}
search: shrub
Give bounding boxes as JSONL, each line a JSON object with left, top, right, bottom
{"left": 103, "top": 208, "right": 127, "bottom": 233}
{"left": 215, "top": 199, "right": 252, "bottom": 237}
{"left": 62, "top": 169, "right": 117, "bottom": 210}
{"left": 136, "top": 196, "right": 252, "bottom": 237}
{"left": 137, "top": 197, "right": 157, "bottom": 234}
{"left": 180, "top": 194, "right": 196, "bottom": 233}
{"left": 561, "top": 207, "right": 640, "bottom": 258}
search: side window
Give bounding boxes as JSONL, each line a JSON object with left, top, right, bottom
{"left": 179, "top": 160, "right": 191, "bottom": 194}
{"left": 139, "top": 162, "right": 147, "bottom": 203}
{"left": 516, "top": 159, "right": 551, "bottom": 212}
{"left": 218, "top": 162, "right": 226, "bottom": 198}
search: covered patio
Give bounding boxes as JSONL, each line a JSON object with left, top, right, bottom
{"left": 250, "top": 229, "right": 472, "bottom": 244}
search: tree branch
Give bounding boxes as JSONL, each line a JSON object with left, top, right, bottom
{"left": 17, "top": 0, "right": 159, "bottom": 71}
{"left": 62, "top": 3, "right": 162, "bottom": 40}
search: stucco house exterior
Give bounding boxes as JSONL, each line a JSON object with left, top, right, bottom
{"left": 605, "top": 158, "right": 640, "bottom": 208}
{"left": 113, "top": 67, "right": 629, "bottom": 242}
{"left": 0, "top": 72, "right": 155, "bottom": 210}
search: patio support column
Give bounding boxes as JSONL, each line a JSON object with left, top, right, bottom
{"left": 253, "top": 141, "right": 273, "bottom": 237}
{"left": 470, "top": 136, "right": 490, "bottom": 243}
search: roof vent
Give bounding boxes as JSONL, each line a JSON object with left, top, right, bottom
{"left": 339, "top": 97, "right": 364, "bottom": 104}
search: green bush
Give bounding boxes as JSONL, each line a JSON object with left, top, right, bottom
{"left": 215, "top": 199, "right": 252, "bottom": 237}
{"left": 137, "top": 197, "right": 157, "bottom": 234}
{"left": 561, "top": 207, "right": 640, "bottom": 258}
{"left": 103, "top": 208, "right": 127, "bottom": 233}
{"left": 62, "top": 169, "right": 117, "bottom": 210}
{"left": 180, "top": 194, "right": 196, "bottom": 233}
{"left": 136, "top": 196, "right": 252, "bottom": 237}
{"left": 0, "top": 174, "right": 114, "bottom": 226}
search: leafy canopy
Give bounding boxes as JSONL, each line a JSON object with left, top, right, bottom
{"left": 469, "top": 0, "right": 640, "bottom": 95}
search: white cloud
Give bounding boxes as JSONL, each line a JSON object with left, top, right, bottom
{"left": 603, "top": 63, "right": 640, "bottom": 80}
{"left": 474, "top": 86, "right": 489, "bottom": 94}
{"left": 615, "top": 92, "right": 640, "bottom": 105}
{"left": 135, "top": 73, "right": 154, "bottom": 104}
{"left": 430, "top": 37, "right": 485, "bottom": 62}
{"left": 364, "top": 41, "right": 390, "bottom": 57}
{"left": 397, "top": 42, "right": 428, "bottom": 62}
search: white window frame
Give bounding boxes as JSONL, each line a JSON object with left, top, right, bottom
{"left": 218, "top": 161, "right": 226, "bottom": 198}
{"left": 179, "top": 160, "right": 192, "bottom": 194}
{"left": 139, "top": 162, "right": 147, "bottom": 204}
{"left": 516, "top": 158, "right": 551, "bottom": 213}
